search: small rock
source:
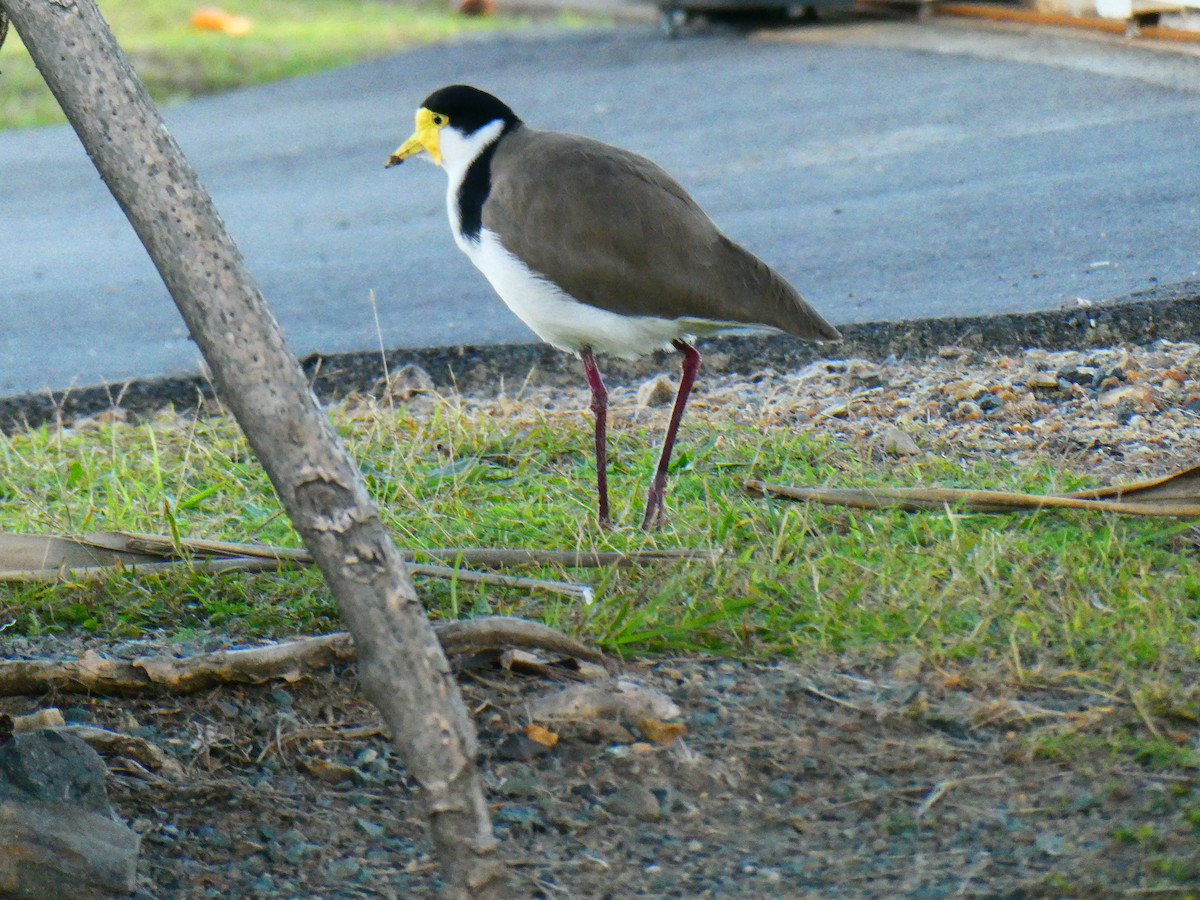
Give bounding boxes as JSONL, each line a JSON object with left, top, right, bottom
{"left": 977, "top": 393, "right": 1002, "bottom": 412}
{"left": 60, "top": 708, "right": 96, "bottom": 726}
{"left": 495, "top": 732, "right": 554, "bottom": 761}
{"left": 214, "top": 700, "right": 239, "bottom": 718}
{"left": 324, "top": 857, "right": 361, "bottom": 881}
{"left": 949, "top": 381, "right": 988, "bottom": 402}
{"left": 815, "top": 400, "right": 852, "bottom": 419}
{"left": 937, "top": 345, "right": 970, "bottom": 359}
{"left": 195, "top": 825, "right": 232, "bottom": 850}
{"left": 493, "top": 804, "right": 546, "bottom": 830}
{"left": 766, "top": 778, "right": 794, "bottom": 802}
{"left": 1026, "top": 371, "right": 1059, "bottom": 390}
{"left": 637, "top": 374, "right": 676, "bottom": 408}
{"left": 356, "top": 818, "right": 385, "bottom": 838}
{"left": 1113, "top": 352, "right": 1141, "bottom": 374}
{"left": 572, "top": 720, "right": 637, "bottom": 746}
{"left": 952, "top": 401, "right": 983, "bottom": 421}
{"left": 498, "top": 776, "right": 540, "bottom": 798}
{"left": 688, "top": 710, "right": 720, "bottom": 729}
{"left": 889, "top": 650, "right": 923, "bottom": 681}
{"left": 881, "top": 426, "right": 920, "bottom": 456}
{"left": 284, "top": 842, "right": 317, "bottom": 864}
{"left": 1098, "top": 383, "right": 1157, "bottom": 411}
{"left": 363, "top": 758, "right": 391, "bottom": 781}
{"left": 382, "top": 363, "right": 435, "bottom": 401}
{"left": 604, "top": 784, "right": 662, "bottom": 821}
{"left": 1035, "top": 832, "right": 1068, "bottom": 856}
{"left": 842, "top": 359, "right": 884, "bottom": 388}
{"left": 1057, "top": 365, "right": 1098, "bottom": 387}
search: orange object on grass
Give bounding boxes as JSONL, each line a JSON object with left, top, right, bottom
{"left": 190, "top": 7, "right": 254, "bottom": 36}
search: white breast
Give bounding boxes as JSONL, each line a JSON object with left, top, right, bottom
{"left": 459, "top": 229, "right": 699, "bottom": 359}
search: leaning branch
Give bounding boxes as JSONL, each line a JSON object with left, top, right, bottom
{"left": 0, "top": 1, "right": 501, "bottom": 893}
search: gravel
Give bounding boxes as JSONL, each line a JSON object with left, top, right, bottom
{"left": 3, "top": 651, "right": 1194, "bottom": 897}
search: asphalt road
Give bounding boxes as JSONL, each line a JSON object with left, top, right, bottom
{"left": 3, "top": 21, "right": 1199, "bottom": 396}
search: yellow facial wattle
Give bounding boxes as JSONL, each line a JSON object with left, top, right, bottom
{"left": 386, "top": 107, "right": 446, "bottom": 168}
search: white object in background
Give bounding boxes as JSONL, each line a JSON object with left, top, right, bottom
{"left": 1096, "top": 0, "right": 1132, "bottom": 17}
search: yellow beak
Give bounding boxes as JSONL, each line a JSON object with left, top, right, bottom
{"left": 386, "top": 108, "right": 443, "bottom": 168}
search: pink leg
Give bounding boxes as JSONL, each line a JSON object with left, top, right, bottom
{"left": 580, "top": 349, "right": 611, "bottom": 528}
{"left": 642, "top": 340, "right": 701, "bottom": 531}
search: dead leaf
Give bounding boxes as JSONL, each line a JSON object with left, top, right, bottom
{"left": 523, "top": 723, "right": 559, "bottom": 748}
{"left": 298, "top": 755, "right": 358, "bottom": 785}
{"left": 635, "top": 718, "right": 687, "bottom": 746}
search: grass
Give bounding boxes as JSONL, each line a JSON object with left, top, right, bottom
{"left": 2, "top": 395, "right": 1198, "bottom": 676}
{"left": 0, "top": 0, "right": 544, "bottom": 130}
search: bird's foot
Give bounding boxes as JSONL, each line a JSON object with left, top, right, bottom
{"left": 640, "top": 486, "right": 667, "bottom": 532}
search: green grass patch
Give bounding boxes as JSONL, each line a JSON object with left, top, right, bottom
{"left": 0, "top": 1, "right": 549, "bottom": 130}
{"left": 2, "top": 398, "right": 1199, "bottom": 678}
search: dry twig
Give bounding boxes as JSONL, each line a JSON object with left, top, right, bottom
{"left": 915, "top": 772, "right": 1005, "bottom": 819}
{"left": 0, "top": 617, "right": 605, "bottom": 698}
{"left": 797, "top": 680, "right": 866, "bottom": 713}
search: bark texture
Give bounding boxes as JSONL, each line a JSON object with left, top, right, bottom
{"left": 0, "top": 1, "right": 502, "bottom": 894}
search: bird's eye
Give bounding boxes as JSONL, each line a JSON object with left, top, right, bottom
{"left": 432, "top": 115, "right": 445, "bottom": 126}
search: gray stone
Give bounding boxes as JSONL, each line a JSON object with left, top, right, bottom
{"left": 0, "top": 730, "right": 111, "bottom": 816}
{"left": 636, "top": 374, "right": 676, "bottom": 408}
{"left": 0, "top": 801, "right": 139, "bottom": 898}
{"left": 605, "top": 784, "right": 662, "bottom": 821}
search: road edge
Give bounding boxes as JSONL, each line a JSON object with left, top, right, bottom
{"left": 3, "top": 281, "right": 1197, "bottom": 432}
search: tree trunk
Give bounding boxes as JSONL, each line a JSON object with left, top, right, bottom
{"left": 0, "top": 1, "right": 502, "bottom": 895}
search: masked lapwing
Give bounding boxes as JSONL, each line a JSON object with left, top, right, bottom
{"left": 387, "top": 84, "right": 840, "bottom": 530}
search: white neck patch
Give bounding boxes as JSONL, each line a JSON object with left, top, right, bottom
{"left": 440, "top": 119, "right": 506, "bottom": 186}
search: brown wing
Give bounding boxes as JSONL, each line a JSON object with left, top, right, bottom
{"left": 483, "top": 128, "right": 840, "bottom": 342}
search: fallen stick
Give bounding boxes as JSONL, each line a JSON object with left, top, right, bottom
{"left": 62, "top": 724, "right": 186, "bottom": 778}
{"left": 0, "top": 617, "right": 605, "bottom": 698}
{"left": 747, "top": 464, "right": 1200, "bottom": 518}
{"left": 118, "top": 534, "right": 720, "bottom": 569}
{"left": 0, "top": 533, "right": 719, "bottom": 602}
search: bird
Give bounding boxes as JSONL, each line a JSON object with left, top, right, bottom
{"left": 387, "top": 84, "right": 840, "bottom": 531}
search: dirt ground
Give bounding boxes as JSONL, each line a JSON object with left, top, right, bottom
{"left": 4, "top": 646, "right": 1198, "bottom": 898}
